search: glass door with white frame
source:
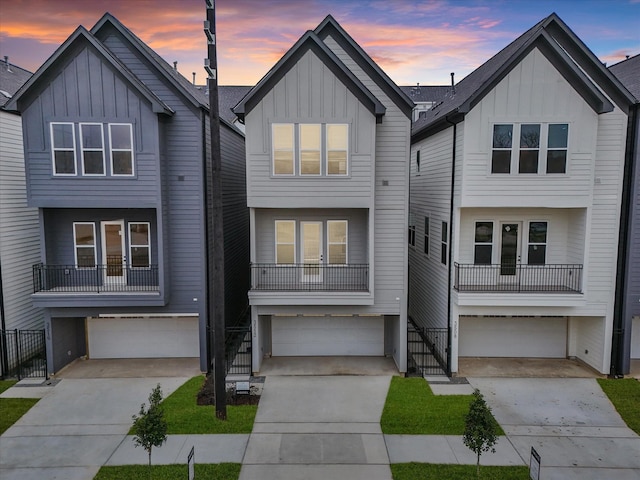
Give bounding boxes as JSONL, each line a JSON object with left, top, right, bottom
{"left": 499, "top": 222, "right": 521, "bottom": 278}
{"left": 301, "top": 221, "right": 323, "bottom": 282}
{"left": 101, "top": 220, "right": 126, "bottom": 286}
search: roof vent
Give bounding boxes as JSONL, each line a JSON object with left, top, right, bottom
{"left": 3, "top": 56, "right": 11, "bottom": 73}
{"left": 173, "top": 61, "right": 178, "bottom": 71}
{"left": 450, "top": 72, "right": 455, "bottom": 95}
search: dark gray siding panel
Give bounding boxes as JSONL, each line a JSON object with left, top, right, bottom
{"left": 50, "top": 317, "right": 86, "bottom": 373}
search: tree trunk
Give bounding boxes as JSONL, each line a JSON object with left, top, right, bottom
{"left": 148, "top": 448, "right": 152, "bottom": 480}
{"left": 476, "top": 451, "right": 481, "bottom": 478}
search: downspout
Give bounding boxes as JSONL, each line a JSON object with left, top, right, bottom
{"left": 445, "top": 114, "right": 457, "bottom": 377}
{"left": 201, "top": 111, "right": 212, "bottom": 374}
{"left": 611, "top": 103, "right": 637, "bottom": 377}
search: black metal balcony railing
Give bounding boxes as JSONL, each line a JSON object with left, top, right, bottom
{"left": 454, "top": 263, "right": 583, "bottom": 293}
{"left": 33, "top": 264, "right": 159, "bottom": 294}
{"left": 251, "top": 263, "right": 369, "bottom": 292}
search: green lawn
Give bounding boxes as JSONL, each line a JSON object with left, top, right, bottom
{"left": 94, "top": 463, "right": 241, "bottom": 480}
{"left": 391, "top": 463, "right": 530, "bottom": 480}
{"left": 0, "top": 380, "right": 39, "bottom": 435}
{"left": 129, "top": 376, "right": 257, "bottom": 435}
{"left": 381, "top": 377, "right": 504, "bottom": 435}
{"left": 598, "top": 378, "right": 640, "bottom": 435}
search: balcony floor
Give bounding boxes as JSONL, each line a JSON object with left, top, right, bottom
{"left": 457, "top": 284, "right": 580, "bottom": 293}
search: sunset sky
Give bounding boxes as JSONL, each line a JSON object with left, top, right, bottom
{"left": 1, "top": 0, "right": 639, "bottom": 87}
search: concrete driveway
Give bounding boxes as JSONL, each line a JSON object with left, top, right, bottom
{"left": 469, "top": 378, "right": 640, "bottom": 480}
{"left": 0, "top": 377, "right": 188, "bottom": 480}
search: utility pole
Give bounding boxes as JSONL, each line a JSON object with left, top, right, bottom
{"left": 204, "top": 0, "right": 226, "bottom": 420}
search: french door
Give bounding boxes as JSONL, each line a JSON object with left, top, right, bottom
{"left": 101, "top": 220, "right": 126, "bottom": 285}
{"left": 499, "top": 222, "right": 521, "bottom": 277}
{"left": 301, "top": 221, "right": 323, "bottom": 282}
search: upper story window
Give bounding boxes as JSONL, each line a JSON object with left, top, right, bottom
{"left": 51, "top": 123, "right": 76, "bottom": 175}
{"left": 416, "top": 150, "right": 421, "bottom": 173}
{"left": 272, "top": 123, "right": 349, "bottom": 176}
{"left": 474, "top": 222, "right": 493, "bottom": 264}
{"left": 423, "top": 216, "right": 429, "bottom": 255}
{"left": 275, "top": 220, "right": 296, "bottom": 264}
{"left": 109, "top": 124, "right": 135, "bottom": 176}
{"left": 527, "top": 221, "right": 547, "bottom": 265}
{"left": 491, "top": 123, "right": 568, "bottom": 175}
{"left": 408, "top": 214, "right": 416, "bottom": 247}
{"left": 49, "top": 122, "right": 135, "bottom": 177}
{"left": 129, "top": 222, "right": 151, "bottom": 268}
{"left": 327, "top": 220, "right": 348, "bottom": 264}
{"left": 441, "top": 221, "right": 448, "bottom": 265}
{"left": 73, "top": 222, "right": 96, "bottom": 268}
{"left": 80, "top": 123, "right": 105, "bottom": 175}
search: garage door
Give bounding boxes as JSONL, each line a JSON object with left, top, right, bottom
{"left": 632, "top": 316, "right": 640, "bottom": 359}
{"left": 459, "top": 316, "right": 566, "bottom": 358}
{"left": 271, "top": 315, "right": 384, "bottom": 356}
{"left": 87, "top": 316, "right": 199, "bottom": 359}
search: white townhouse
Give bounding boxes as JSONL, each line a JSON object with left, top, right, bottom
{"left": 408, "top": 13, "right": 635, "bottom": 375}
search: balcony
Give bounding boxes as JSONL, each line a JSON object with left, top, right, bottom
{"left": 454, "top": 263, "right": 583, "bottom": 293}
{"left": 33, "top": 263, "right": 159, "bottom": 294}
{"left": 251, "top": 263, "right": 369, "bottom": 292}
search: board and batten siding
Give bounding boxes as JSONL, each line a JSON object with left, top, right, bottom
{"left": 244, "top": 49, "right": 376, "bottom": 209}
{"left": 322, "top": 34, "right": 410, "bottom": 315}
{"left": 409, "top": 127, "right": 454, "bottom": 330}
{"left": 21, "top": 46, "right": 161, "bottom": 208}
{"left": 0, "top": 110, "right": 44, "bottom": 331}
{"left": 461, "top": 48, "right": 598, "bottom": 208}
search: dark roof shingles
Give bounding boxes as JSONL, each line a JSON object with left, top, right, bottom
{"left": 0, "top": 62, "right": 32, "bottom": 108}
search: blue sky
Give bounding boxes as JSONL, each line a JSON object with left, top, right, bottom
{"left": 1, "top": 0, "right": 638, "bottom": 85}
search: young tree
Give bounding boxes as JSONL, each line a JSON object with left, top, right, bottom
{"left": 131, "top": 384, "right": 168, "bottom": 478}
{"left": 463, "top": 388, "right": 498, "bottom": 478}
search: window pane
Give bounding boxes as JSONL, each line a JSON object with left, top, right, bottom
{"left": 110, "top": 124, "right": 132, "bottom": 149}
{"left": 276, "top": 221, "right": 294, "bottom": 243}
{"left": 474, "top": 245, "right": 492, "bottom": 265}
{"left": 441, "top": 244, "right": 447, "bottom": 265}
{"left": 529, "top": 222, "right": 547, "bottom": 243}
{"left": 75, "top": 224, "right": 94, "bottom": 245}
{"left": 546, "top": 150, "right": 566, "bottom": 173}
{"left": 520, "top": 124, "right": 540, "bottom": 148}
{"left": 300, "top": 124, "right": 320, "bottom": 150}
{"left": 300, "top": 152, "right": 320, "bottom": 174}
{"left": 77, "top": 247, "right": 96, "bottom": 267}
{"left": 492, "top": 124, "right": 512, "bottom": 148}
{"left": 328, "top": 222, "right": 346, "bottom": 243}
{"left": 519, "top": 150, "right": 538, "bottom": 173}
{"left": 548, "top": 124, "right": 568, "bottom": 148}
{"left": 273, "top": 124, "right": 293, "bottom": 150}
{"left": 528, "top": 245, "right": 546, "bottom": 265}
{"left": 424, "top": 217, "right": 429, "bottom": 235}
{"left": 55, "top": 151, "right": 75, "bottom": 174}
{"left": 112, "top": 151, "right": 133, "bottom": 175}
{"left": 130, "top": 223, "right": 149, "bottom": 245}
{"left": 53, "top": 123, "right": 74, "bottom": 148}
{"left": 441, "top": 222, "right": 447, "bottom": 242}
{"left": 274, "top": 152, "right": 294, "bottom": 174}
{"left": 82, "top": 124, "right": 103, "bottom": 149}
{"left": 83, "top": 152, "right": 104, "bottom": 174}
{"left": 328, "top": 151, "right": 347, "bottom": 175}
{"left": 327, "top": 124, "right": 347, "bottom": 150}
{"left": 491, "top": 150, "right": 511, "bottom": 173}
{"left": 131, "top": 247, "right": 150, "bottom": 267}
{"left": 329, "top": 244, "right": 346, "bottom": 264}
{"left": 424, "top": 238, "right": 429, "bottom": 255}
{"left": 475, "top": 222, "right": 493, "bottom": 243}
{"left": 276, "top": 244, "right": 294, "bottom": 264}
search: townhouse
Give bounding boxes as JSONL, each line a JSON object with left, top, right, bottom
{"left": 5, "top": 14, "right": 249, "bottom": 375}
{"left": 233, "top": 15, "right": 413, "bottom": 373}
{"left": 408, "top": 13, "right": 635, "bottom": 375}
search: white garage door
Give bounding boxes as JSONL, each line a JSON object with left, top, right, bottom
{"left": 87, "top": 316, "right": 199, "bottom": 359}
{"left": 459, "top": 316, "right": 566, "bottom": 358}
{"left": 632, "top": 316, "right": 640, "bottom": 359}
{"left": 271, "top": 315, "right": 384, "bottom": 356}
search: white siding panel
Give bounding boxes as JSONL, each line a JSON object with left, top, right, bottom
{"left": 569, "top": 316, "right": 606, "bottom": 371}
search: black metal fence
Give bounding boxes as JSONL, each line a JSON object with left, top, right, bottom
{"left": 1, "top": 329, "right": 47, "bottom": 379}
{"left": 225, "top": 325, "right": 252, "bottom": 376}
{"left": 251, "top": 263, "right": 369, "bottom": 291}
{"left": 407, "top": 319, "right": 448, "bottom": 376}
{"left": 454, "top": 263, "right": 583, "bottom": 293}
{"left": 33, "top": 263, "right": 159, "bottom": 293}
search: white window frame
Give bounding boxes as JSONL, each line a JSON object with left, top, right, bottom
{"left": 327, "top": 220, "right": 348, "bottom": 265}
{"left": 299, "top": 124, "right": 321, "bottom": 176}
{"left": 73, "top": 222, "right": 96, "bottom": 268}
{"left": 441, "top": 221, "right": 448, "bottom": 265}
{"left": 326, "top": 123, "right": 349, "bottom": 176}
{"left": 545, "top": 123, "right": 569, "bottom": 174}
{"left": 408, "top": 213, "right": 416, "bottom": 248}
{"left": 109, "top": 123, "right": 135, "bottom": 176}
{"left": 275, "top": 220, "right": 296, "bottom": 264}
{"left": 272, "top": 123, "right": 295, "bottom": 176}
{"left": 128, "top": 222, "right": 151, "bottom": 269}
{"left": 50, "top": 122, "right": 77, "bottom": 176}
{"left": 473, "top": 221, "right": 494, "bottom": 265}
{"left": 526, "top": 220, "right": 548, "bottom": 265}
{"left": 423, "top": 216, "right": 430, "bottom": 256}
{"left": 80, "top": 123, "right": 105, "bottom": 176}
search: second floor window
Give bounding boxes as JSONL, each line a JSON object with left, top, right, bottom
{"left": 441, "top": 221, "right": 448, "bottom": 265}
{"left": 424, "top": 216, "right": 429, "bottom": 255}
{"left": 275, "top": 220, "right": 296, "bottom": 264}
{"left": 129, "top": 222, "right": 151, "bottom": 268}
{"left": 528, "top": 221, "right": 548, "bottom": 265}
{"left": 474, "top": 222, "right": 493, "bottom": 264}
{"left": 73, "top": 222, "right": 96, "bottom": 268}
{"left": 408, "top": 214, "right": 416, "bottom": 247}
{"left": 80, "top": 123, "right": 105, "bottom": 175}
{"left": 327, "top": 220, "right": 348, "bottom": 264}
{"left": 51, "top": 122, "right": 76, "bottom": 175}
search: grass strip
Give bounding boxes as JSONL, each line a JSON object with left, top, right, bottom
{"left": 0, "top": 380, "right": 18, "bottom": 394}
{"left": 0, "top": 397, "right": 39, "bottom": 434}
{"left": 94, "top": 463, "right": 241, "bottom": 480}
{"left": 381, "top": 377, "right": 504, "bottom": 435}
{"left": 391, "top": 463, "right": 530, "bottom": 479}
{"left": 128, "top": 376, "right": 257, "bottom": 434}
{"left": 597, "top": 378, "right": 640, "bottom": 435}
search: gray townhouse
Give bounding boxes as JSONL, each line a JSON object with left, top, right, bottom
{"left": 233, "top": 15, "right": 413, "bottom": 374}
{"left": 407, "top": 13, "right": 634, "bottom": 375}
{"left": 609, "top": 54, "right": 640, "bottom": 376}
{"left": 5, "top": 13, "right": 249, "bottom": 375}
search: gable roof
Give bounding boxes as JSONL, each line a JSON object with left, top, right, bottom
{"left": 91, "top": 13, "right": 210, "bottom": 110}
{"left": 609, "top": 54, "right": 640, "bottom": 101}
{"left": 233, "top": 28, "right": 385, "bottom": 122}
{"left": 0, "top": 61, "right": 31, "bottom": 108}
{"left": 412, "top": 13, "right": 635, "bottom": 142}
{"left": 315, "top": 15, "right": 414, "bottom": 118}
{"left": 400, "top": 85, "right": 451, "bottom": 104}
